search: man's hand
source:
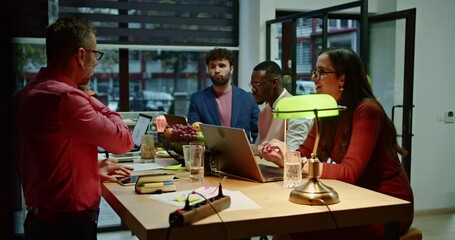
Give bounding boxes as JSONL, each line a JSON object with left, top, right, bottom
{"left": 258, "top": 139, "right": 288, "bottom": 168}
{"left": 99, "top": 158, "right": 134, "bottom": 182}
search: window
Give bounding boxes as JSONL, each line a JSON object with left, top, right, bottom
{"left": 13, "top": 0, "right": 240, "bottom": 114}
{"left": 269, "top": 12, "right": 359, "bottom": 95}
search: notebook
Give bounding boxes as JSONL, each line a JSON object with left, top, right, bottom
{"left": 200, "top": 124, "right": 283, "bottom": 183}
{"left": 164, "top": 114, "right": 188, "bottom": 126}
{"left": 98, "top": 113, "right": 153, "bottom": 155}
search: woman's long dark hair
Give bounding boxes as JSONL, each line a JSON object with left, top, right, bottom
{"left": 317, "top": 47, "right": 406, "bottom": 162}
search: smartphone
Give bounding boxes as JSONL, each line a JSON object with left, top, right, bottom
{"left": 117, "top": 175, "right": 140, "bottom": 186}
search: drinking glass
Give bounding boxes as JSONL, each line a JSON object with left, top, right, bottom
{"left": 188, "top": 145, "right": 204, "bottom": 182}
{"left": 140, "top": 134, "right": 155, "bottom": 163}
{"left": 182, "top": 145, "right": 191, "bottom": 171}
{"left": 283, "top": 151, "right": 302, "bottom": 188}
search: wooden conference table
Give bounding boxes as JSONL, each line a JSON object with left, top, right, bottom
{"left": 101, "top": 160, "right": 411, "bottom": 240}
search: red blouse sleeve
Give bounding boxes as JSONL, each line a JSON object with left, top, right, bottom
{"left": 306, "top": 100, "right": 384, "bottom": 184}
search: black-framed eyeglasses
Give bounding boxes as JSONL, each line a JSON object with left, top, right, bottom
{"left": 249, "top": 78, "right": 274, "bottom": 89}
{"left": 85, "top": 49, "right": 104, "bottom": 60}
{"left": 311, "top": 69, "right": 337, "bottom": 80}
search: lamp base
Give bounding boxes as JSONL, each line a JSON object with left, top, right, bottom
{"left": 289, "top": 178, "right": 340, "bottom": 205}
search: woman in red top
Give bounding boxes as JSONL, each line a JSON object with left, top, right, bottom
{"left": 261, "top": 47, "right": 413, "bottom": 240}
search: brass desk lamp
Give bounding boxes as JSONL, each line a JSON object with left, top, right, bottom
{"left": 273, "top": 94, "right": 346, "bottom": 205}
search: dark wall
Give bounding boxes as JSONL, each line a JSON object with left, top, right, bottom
{"left": 1, "top": 3, "right": 16, "bottom": 239}
{"left": 1, "top": 1, "right": 48, "bottom": 238}
{"left": 10, "top": 0, "right": 49, "bottom": 38}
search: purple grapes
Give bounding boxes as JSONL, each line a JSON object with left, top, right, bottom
{"left": 168, "top": 124, "right": 197, "bottom": 142}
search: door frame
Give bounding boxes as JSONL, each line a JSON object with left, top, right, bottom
{"left": 369, "top": 8, "right": 416, "bottom": 180}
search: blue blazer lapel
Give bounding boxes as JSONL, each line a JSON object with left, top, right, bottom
{"left": 205, "top": 88, "right": 221, "bottom": 125}
{"left": 231, "top": 86, "right": 241, "bottom": 127}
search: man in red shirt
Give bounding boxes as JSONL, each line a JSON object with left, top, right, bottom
{"left": 14, "top": 16, "right": 134, "bottom": 240}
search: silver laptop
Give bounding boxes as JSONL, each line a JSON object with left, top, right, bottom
{"left": 200, "top": 124, "right": 283, "bottom": 183}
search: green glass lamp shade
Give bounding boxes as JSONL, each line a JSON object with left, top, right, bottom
{"left": 272, "top": 94, "right": 340, "bottom": 118}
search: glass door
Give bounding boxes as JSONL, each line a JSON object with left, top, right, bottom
{"left": 266, "top": 1, "right": 365, "bottom": 96}
{"left": 369, "top": 9, "right": 416, "bottom": 180}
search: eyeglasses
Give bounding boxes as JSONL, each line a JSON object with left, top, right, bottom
{"left": 311, "top": 69, "right": 337, "bottom": 80}
{"left": 249, "top": 78, "right": 274, "bottom": 89}
{"left": 85, "top": 49, "right": 104, "bottom": 60}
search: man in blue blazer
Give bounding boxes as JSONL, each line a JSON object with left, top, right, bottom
{"left": 187, "top": 48, "right": 259, "bottom": 143}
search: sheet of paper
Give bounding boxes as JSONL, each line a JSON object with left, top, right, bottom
{"left": 98, "top": 154, "right": 181, "bottom": 171}
{"left": 163, "top": 164, "right": 182, "bottom": 170}
{"left": 124, "top": 163, "right": 164, "bottom": 171}
{"left": 148, "top": 186, "right": 261, "bottom": 211}
{"left": 155, "top": 159, "right": 181, "bottom": 167}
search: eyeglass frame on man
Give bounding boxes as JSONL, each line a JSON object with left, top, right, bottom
{"left": 85, "top": 49, "right": 104, "bottom": 60}
{"left": 249, "top": 78, "right": 275, "bottom": 89}
{"left": 311, "top": 69, "right": 337, "bottom": 80}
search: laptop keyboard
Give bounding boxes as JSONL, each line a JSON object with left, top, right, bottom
{"left": 259, "top": 164, "right": 283, "bottom": 180}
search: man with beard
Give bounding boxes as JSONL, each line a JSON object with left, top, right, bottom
{"left": 187, "top": 48, "right": 259, "bottom": 143}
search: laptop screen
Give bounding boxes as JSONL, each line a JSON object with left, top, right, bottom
{"left": 98, "top": 113, "right": 153, "bottom": 154}
{"left": 131, "top": 114, "right": 153, "bottom": 149}
{"left": 200, "top": 124, "right": 282, "bottom": 182}
{"left": 164, "top": 114, "right": 187, "bottom": 126}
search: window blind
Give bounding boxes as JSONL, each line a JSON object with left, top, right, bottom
{"left": 58, "top": 0, "right": 239, "bottom": 46}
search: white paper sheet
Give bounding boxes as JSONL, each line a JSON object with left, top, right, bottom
{"left": 148, "top": 186, "right": 261, "bottom": 211}
{"left": 123, "top": 163, "right": 164, "bottom": 171}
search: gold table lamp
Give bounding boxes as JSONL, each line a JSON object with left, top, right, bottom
{"left": 273, "top": 94, "right": 346, "bottom": 205}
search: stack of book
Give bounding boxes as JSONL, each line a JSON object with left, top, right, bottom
{"left": 135, "top": 173, "right": 177, "bottom": 194}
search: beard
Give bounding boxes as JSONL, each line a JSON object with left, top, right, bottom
{"left": 80, "top": 74, "right": 92, "bottom": 87}
{"left": 253, "top": 95, "right": 264, "bottom": 104}
{"left": 210, "top": 74, "right": 230, "bottom": 86}
{"left": 80, "top": 64, "right": 95, "bottom": 86}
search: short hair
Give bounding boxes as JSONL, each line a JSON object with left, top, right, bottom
{"left": 205, "top": 48, "right": 233, "bottom": 66}
{"left": 45, "top": 16, "right": 97, "bottom": 64}
{"left": 253, "top": 60, "right": 283, "bottom": 78}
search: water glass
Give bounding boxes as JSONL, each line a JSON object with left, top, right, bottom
{"left": 140, "top": 134, "right": 155, "bottom": 163}
{"left": 283, "top": 151, "right": 302, "bottom": 188}
{"left": 182, "top": 145, "right": 191, "bottom": 171}
{"left": 188, "top": 145, "right": 204, "bottom": 182}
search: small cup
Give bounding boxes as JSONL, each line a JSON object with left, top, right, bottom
{"left": 182, "top": 145, "right": 191, "bottom": 171}
{"left": 283, "top": 151, "right": 302, "bottom": 188}
{"left": 188, "top": 145, "right": 204, "bottom": 182}
{"left": 140, "top": 134, "right": 155, "bottom": 163}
